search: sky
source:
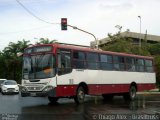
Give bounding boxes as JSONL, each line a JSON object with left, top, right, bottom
{"left": 0, "top": 0, "right": 160, "bottom": 51}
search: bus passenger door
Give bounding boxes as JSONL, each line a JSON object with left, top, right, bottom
{"left": 56, "top": 49, "right": 74, "bottom": 96}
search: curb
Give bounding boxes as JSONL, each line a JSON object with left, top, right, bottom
{"left": 137, "top": 92, "right": 160, "bottom": 95}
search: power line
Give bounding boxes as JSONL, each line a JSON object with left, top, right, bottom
{"left": 15, "top": 0, "right": 59, "bottom": 25}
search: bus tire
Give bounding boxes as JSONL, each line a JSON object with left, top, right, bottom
{"left": 123, "top": 86, "right": 137, "bottom": 101}
{"left": 48, "top": 97, "right": 59, "bottom": 103}
{"left": 102, "top": 94, "right": 114, "bottom": 101}
{"left": 74, "top": 86, "right": 85, "bottom": 104}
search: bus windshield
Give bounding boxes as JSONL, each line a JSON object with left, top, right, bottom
{"left": 23, "top": 54, "right": 56, "bottom": 79}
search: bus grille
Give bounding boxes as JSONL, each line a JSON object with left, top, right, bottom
{"left": 27, "top": 86, "right": 43, "bottom": 91}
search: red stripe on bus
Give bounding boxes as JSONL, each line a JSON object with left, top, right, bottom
{"left": 55, "top": 83, "right": 155, "bottom": 97}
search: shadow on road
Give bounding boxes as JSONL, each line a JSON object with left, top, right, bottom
{"left": 19, "top": 95, "right": 160, "bottom": 120}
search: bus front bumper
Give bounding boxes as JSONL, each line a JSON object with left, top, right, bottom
{"left": 20, "top": 86, "right": 56, "bottom": 97}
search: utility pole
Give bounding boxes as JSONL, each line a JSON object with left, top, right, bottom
{"left": 138, "top": 16, "right": 141, "bottom": 48}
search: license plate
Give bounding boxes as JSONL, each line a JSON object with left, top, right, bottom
{"left": 30, "top": 93, "right": 36, "bottom": 96}
{"left": 8, "top": 90, "right": 14, "bottom": 92}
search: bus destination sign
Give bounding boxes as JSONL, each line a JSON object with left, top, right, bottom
{"left": 24, "top": 46, "right": 53, "bottom": 54}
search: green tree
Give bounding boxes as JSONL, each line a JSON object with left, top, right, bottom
{"left": 3, "top": 39, "right": 30, "bottom": 57}
{"left": 0, "top": 39, "right": 30, "bottom": 83}
{"left": 17, "top": 39, "right": 30, "bottom": 52}
{"left": 148, "top": 43, "right": 160, "bottom": 55}
{"left": 100, "top": 29, "right": 159, "bottom": 87}
{"left": 101, "top": 31, "right": 150, "bottom": 56}
{"left": 154, "top": 56, "right": 160, "bottom": 89}
{"left": 36, "top": 38, "right": 57, "bottom": 44}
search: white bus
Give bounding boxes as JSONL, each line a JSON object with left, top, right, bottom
{"left": 21, "top": 43, "right": 156, "bottom": 104}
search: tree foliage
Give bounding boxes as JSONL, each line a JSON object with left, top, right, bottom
{"left": 100, "top": 30, "right": 160, "bottom": 86}
{"left": 148, "top": 43, "right": 160, "bottom": 55}
{"left": 102, "top": 32, "right": 150, "bottom": 56}
{"left": 154, "top": 55, "right": 160, "bottom": 87}
{"left": 36, "top": 38, "right": 57, "bottom": 44}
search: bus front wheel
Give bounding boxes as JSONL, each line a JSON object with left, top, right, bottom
{"left": 74, "top": 86, "right": 85, "bottom": 104}
{"left": 123, "top": 86, "right": 137, "bottom": 101}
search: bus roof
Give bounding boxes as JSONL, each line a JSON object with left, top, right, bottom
{"left": 25, "top": 43, "right": 153, "bottom": 60}
{"left": 55, "top": 43, "right": 153, "bottom": 60}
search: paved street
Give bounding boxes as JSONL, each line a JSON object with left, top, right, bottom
{"left": 0, "top": 93, "right": 159, "bottom": 120}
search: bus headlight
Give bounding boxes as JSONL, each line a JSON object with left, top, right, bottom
{"left": 43, "top": 86, "right": 53, "bottom": 92}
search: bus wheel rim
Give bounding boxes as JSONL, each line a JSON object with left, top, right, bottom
{"left": 131, "top": 88, "right": 136, "bottom": 98}
{"left": 78, "top": 90, "right": 84, "bottom": 100}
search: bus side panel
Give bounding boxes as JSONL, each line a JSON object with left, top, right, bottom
{"left": 55, "top": 70, "right": 156, "bottom": 96}
{"left": 55, "top": 85, "right": 78, "bottom": 97}
{"left": 88, "top": 85, "right": 101, "bottom": 95}
{"left": 137, "top": 84, "right": 156, "bottom": 92}
{"left": 101, "top": 84, "right": 130, "bottom": 94}
{"left": 88, "top": 71, "right": 156, "bottom": 95}
{"left": 88, "top": 84, "right": 130, "bottom": 95}
{"left": 88, "top": 83, "right": 155, "bottom": 95}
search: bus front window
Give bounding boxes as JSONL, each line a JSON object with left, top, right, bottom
{"left": 23, "top": 54, "right": 56, "bottom": 79}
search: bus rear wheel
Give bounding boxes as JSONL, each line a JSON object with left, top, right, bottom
{"left": 74, "top": 86, "right": 85, "bottom": 104}
{"left": 123, "top": 86, "right": 137, "bottom": 101}
{"left": 48, "top": 97, "right": 59, "bottom": 103}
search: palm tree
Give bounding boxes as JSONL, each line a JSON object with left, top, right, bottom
{"left": 17, "top": 39, "right": 30, "bottom": 52}
{"left": 3, "top": 39, "right": 30, "bottom": 57}
{"left": 2, "top": 39, "right": 30, "bottom": 81}
{"left": 36, "top": 38, "right": 57, "bottom": 44}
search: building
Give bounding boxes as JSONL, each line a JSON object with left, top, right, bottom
{"left": 90, "top": 31, "right": 160, "bottom": 48}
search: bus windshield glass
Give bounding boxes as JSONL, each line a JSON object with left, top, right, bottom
{"left": 23, "top": 54, "right": 56, "bottom": 79}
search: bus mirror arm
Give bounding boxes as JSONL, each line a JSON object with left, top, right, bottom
{"left": 17, "top": 52, "right": 23, "bottom": 57}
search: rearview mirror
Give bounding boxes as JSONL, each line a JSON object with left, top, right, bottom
{"left": 17, "top": 52, "right": 23, "bottom": 57}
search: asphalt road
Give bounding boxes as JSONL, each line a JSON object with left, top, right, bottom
{"left": 0, "top": 93, "right": 159, "bottom": 120}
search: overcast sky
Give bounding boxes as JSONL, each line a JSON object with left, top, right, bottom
{"left": 0, "top": 0, "right": 160, "bottom": 50}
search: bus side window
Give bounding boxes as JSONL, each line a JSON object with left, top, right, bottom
{"left": 118, "top": 56, "right": 125, "bottom": 71}
{"left": 126, "top": 57, "right": 135, "bottom": 71}
{"left": 145, "top": 60, "right": 153, "bottom": 72}
{"left": 73, "top": 51, "right": 86, "bottom": 69}
{"left": 100, "top": 54, "right": 113, "bottom": 70}
{"left": 113, "top": 56, "right": 126, "bottom": 71}
{"left": 135, "top": 58, "right": 144, "bottom": 72}
{"left": 57, "top": 49, "right": 72, "bottom": 75}
{"left": 113, "top": 56, "right": 120, "bottom": 71}
{"left": 87, "top": 52, "right": 99, "bottom": 70}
